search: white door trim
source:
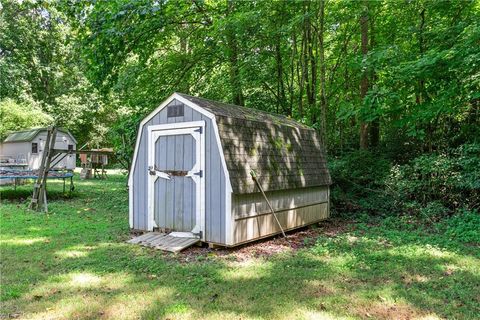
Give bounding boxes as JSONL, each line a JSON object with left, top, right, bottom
{"left": 147, "top": 121, "right": 205, "bottom": 240}
{"left": 147, "top": 121, "right": 206, "bottom": 132}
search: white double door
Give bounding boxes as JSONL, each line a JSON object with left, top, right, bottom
{"left": 147, "top": 121, "right": 205, "bottom": 239}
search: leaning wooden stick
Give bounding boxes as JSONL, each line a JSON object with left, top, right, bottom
{"left": 250, "top": 170, "right": 288, "bottom": 239}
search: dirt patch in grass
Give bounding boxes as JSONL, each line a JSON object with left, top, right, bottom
{"left": 158, "top": 218, "right": 356, "bottom": 263}
{"left": 354, "top": 301, "right": 425, "bottom": 320}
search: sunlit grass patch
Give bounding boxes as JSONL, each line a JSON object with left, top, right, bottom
{"left": 55, "top": 246, "right": 93, "bottom": 259}
{"left": 22, "top": 294, "right": 107, "bottom": 320}
{"left": 301, "top": 310, "right": 352, "bottom": 320}
{"left": 69, "top": 272, "right": 102, "bottom": 287}
{"left": 0, "top": 237, "right": 48, "bottom": 246}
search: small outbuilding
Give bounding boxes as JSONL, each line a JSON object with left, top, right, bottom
{"left": 129, "top": 93, "right": 331, "bottom": 247}
{"left": 0, "top": 127, "right": 77, "bottom": 170}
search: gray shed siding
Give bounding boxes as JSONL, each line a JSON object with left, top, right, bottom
{"left": 131, "top": 99, "right": 227, "bottom": 243}
{"left": 231, "top": 186, "right": 329, "bottom": 245}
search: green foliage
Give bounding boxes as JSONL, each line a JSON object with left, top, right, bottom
{"left": 330, "top": 151, "right": 390, "bottom": 192}
{"left": 440, "top": 208, "right": 480, "bottom": 244}
{"left": 107, "top": 112, "right": 145, "bottom": 170}
{"left": 329, "top": 151, "right": 393, "bottom": 214}
{"left": 2, "top": 0, "right": 479, "bottom": 155}
{"left": 0, "top": 0, "right": 113, "bottom": 146}
{"left": 0, "top": 98, "right": 52, "bottom": 139}
{"left": 331, "top": 143, "right": 480, "bottom": 220}
{"left": 386, "top": 143, "right": 480, "bottom": 211}
{"left": 0, "top": 0, "right": 478, "bottom": 226}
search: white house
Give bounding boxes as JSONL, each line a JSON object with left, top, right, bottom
{"left": 0, "top": 127, "right": 77, "bottom": 170}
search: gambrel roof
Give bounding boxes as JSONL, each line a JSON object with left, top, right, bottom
{"left": 3, "top": 127, "right": 77, "bottom": 144}
{"left": 177, "top": 93, "right": 331, "bottom": 194}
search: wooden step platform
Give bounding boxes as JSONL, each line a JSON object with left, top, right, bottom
{"left": 127, "top": 232, "right": 200, "bottom": 253}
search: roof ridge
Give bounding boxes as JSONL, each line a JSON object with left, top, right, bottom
{"left": 176, "top": 92, "right": 313, "bottom": 130}
{"left": 2, "top": 127, "right": 76, "bottom": 144}
{"left": 6, "top": 126, "right": 68, "bottom": 133}
{"left": 8, "top": 127, "right": 42, "bottom": 133}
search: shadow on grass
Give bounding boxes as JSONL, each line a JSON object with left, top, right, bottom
{"left": 1, "top": 173, "right": 478, "bottom": 319}
{"left": 0, "top": 189, "right": 79, "bottom": 202}
{"left": 1, "top": 218, "right": 479, "bottom": 319}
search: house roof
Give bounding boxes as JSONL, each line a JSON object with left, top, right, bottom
{"left": 177, "top": 93, "right": 331, "bottom": 194}
{"left": 3, "top": 127, "right": 77, "bottom": 144}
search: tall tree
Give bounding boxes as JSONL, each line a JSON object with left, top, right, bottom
{"left": 318, "top": 0, "right": 327, "bottom": 148}
{"left": 0, "top": 0, "right": 104, "bottom": 144}
{"left": 368, "top": 4, "right": 380, "bottom": 148}
{"left": 225, "top": 0, "right": 245, "bottom": 106}
{"left": 359, "top": 2, "right": 369, "bottom": 150}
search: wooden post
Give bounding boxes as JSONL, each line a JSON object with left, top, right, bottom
{"left": 250, "top": 170, "right": 288, "bottom": 240}
{"left": 30, "top": 126, "right": 57, "bottom": 212}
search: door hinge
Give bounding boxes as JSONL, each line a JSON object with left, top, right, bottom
{"left": 194, "top": 127, "right": 203, "bottom": 134}
{"left": 194, "top": 170, "right": 203, "bottom": 178}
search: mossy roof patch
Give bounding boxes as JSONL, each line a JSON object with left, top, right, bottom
{"left": 176, "top": 93, "right": 331, "bottom": 193}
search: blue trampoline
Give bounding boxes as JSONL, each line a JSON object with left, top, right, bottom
{"left": 0, "top": 168, "right": 74, "bottom": 192}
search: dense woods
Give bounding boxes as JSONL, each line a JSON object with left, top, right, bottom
{"left": 1, "top": 0, "right": 479, "bottom": 226}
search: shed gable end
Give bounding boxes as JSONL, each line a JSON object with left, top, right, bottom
{"left": 130, "top": 97, "right": 230, "bottom": 244}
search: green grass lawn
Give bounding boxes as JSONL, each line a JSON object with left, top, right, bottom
{"left": 1, "top": 171, "right": 479, "bottom": 320}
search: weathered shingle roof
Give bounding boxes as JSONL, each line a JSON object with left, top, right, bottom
{"left": 3, "top": 127, "right": 77, "bottom": 144}
{"left": 178, "top": 93, "right": 331, "bottom": 194}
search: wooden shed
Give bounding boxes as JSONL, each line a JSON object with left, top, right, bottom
{"left": 129, "top": 93, "right": 331, "bottom": 248}
{"left": 0, "top": 127, "right": 77, "bottom": 170}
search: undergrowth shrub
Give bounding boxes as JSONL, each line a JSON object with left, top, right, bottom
{"left": 329, "top": 151, "right": 391, "bottom": 214}
{"left": 385, "top": 143, "right": 480, "bottom": 216}
{"left": 330, "top": 143, "right": 480, "bottom": 221}
{"left": 439, "top": 208, "right": 480, "bottom": 244}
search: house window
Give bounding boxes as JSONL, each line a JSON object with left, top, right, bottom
{"left": 68, "top": 144, "right": 74, "bottom": 151}
{"left": 32, "top": 143, "right": 38, "bottom": 154}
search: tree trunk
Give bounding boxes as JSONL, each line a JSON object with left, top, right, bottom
{"left": 318, "top": 0, "right": 327, "bottom": 148}
{"left": 275, "top": 42, "right": 287, "bottom": 115}
{"left": 226, "top": 0, "right": 245, "bottom": 106}
{"left": 369, "top": 8, "right": 379, "bottom": 148}
{"left": 298, "top": 23, "right": 306, "bottom": 117}
{"left": 274, "top": 1, "right": 287, "bottom": 115}
{"left": 303, "top": 14, "right": 311, "bottom": 115}
{"left": 302, "top": 0, "right": 317, "bottom": 124}
{"left": 359, "top": 3, "right": 369, "bottom": 150}
{"left": 416, "top": 8, "right": 432, "bottom": 152}
{"left": 288, "top": 31, "right": 296, "bottom": 116}
{"left": 179, "top": 34, "right": 190, "bottom": 94}
{"left": 293, "top": 31, "right": 303, "bottom": 117}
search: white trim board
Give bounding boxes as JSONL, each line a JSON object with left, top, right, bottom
{"left": 147, "top": 121, "right": 206, "bottom": 131}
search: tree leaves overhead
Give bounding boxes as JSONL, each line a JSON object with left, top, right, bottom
{"left": 1, "top": 0, "right": 478, "bottom": 161}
